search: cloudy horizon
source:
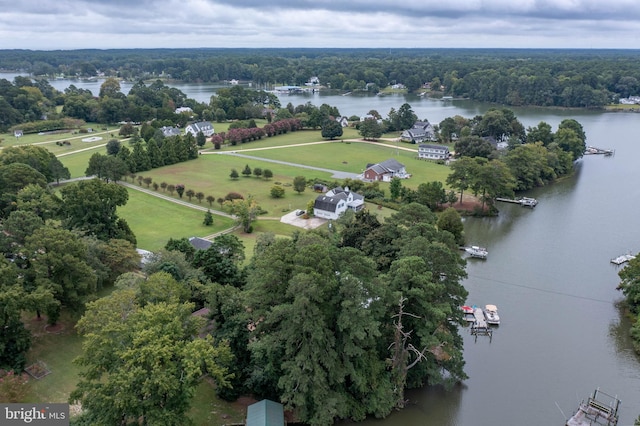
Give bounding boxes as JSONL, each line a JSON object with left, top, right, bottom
{"left": 1, "top": 0, "right": 640, "bottom": 50}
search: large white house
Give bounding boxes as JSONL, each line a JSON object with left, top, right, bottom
{"left": 418, "top": 144, "right": 450, "bottom": 160}
{"left": 185, "top": 121, "right": 215, "bottom": 137}
{"left": 313, "top": 187, "right": 365, "bottom": 220}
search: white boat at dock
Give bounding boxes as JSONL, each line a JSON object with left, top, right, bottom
{"left": 519, "top": 197, "right": 538, "bottom": 207}
{"left": 566, "top": 388, "right": 620, "bottom": 426}
{"left": 610, "top": 253, "right": 636, "bottom": 265}
{"left": 483, "top": 304, "right": 500, "bottom": 325}
{"left": 465, "top": 245, "right": 488, "bottom": 259}
{"left": 496, "top": 196, "right": 538, "bottom": 207}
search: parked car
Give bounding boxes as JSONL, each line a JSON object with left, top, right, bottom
{"left": 295, "top": 209, "right": 305, "bottom": 216}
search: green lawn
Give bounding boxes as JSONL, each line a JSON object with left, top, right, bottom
{"left": 118, "top": 189, "right": 236, "bottom": 251}
{"left": 203, "top": 127, "right": 362, "bottom": 153}
{"left": 22, "top": 313, "right": 83, "bottom": 405}
{"left": 129, "top": 156, "right": 331, "bottom": 218}
{"left": 58, "top": 145, "right": 109, "bottom": 177}
{"left": 188, "top": 380, "right": 246, "bottom": 426}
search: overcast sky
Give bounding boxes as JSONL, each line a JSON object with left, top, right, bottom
{"left": 1, "top": 0, "right": 640, "bottom": 50}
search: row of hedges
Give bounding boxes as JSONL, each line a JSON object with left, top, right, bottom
{"left": 9, "top": 118, "right": 85, "bottom": 134}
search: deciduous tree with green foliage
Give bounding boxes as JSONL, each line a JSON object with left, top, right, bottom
{"left": 60, "top": 178, "right": 135, "bottom": 244}
{"left": 0, "top": 259, "right": 32, "bottom": 371}
{"left": 293, "top": 176, "right": 306, "bottom": 194}
{"left": 24, "top": 225, "right": 97, "bottom": 324}
{"left": 358, "top": 118, "right": 384, "bottom": 140}
{"left": 270, "top": 185, "right": 285, "bottom": 198}
{"left": 320, "top": 119, "right": 343, "bottom": 140}
{"left": 224, "top": 196, "right": 260, "bottom": 233}
{"left": 71, "top": 275, "right": 232, "bottom": 426}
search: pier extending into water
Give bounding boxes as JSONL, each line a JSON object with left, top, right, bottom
{"left": 470, "top": 307, "right": 492, "bottom": 341}
{"left": 585, "top": 146, "right": 614, "bottom": 156}
{"left": 496, "top": 197, "right": 538, "bottom": 208}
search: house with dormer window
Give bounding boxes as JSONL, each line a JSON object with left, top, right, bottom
{"left": 401, "top": 120, "right": 437, "bottom": 143}
{"left": 313, "top": 187, "right": 365, "bottom": 220}
{"left": 185, "top": 121, "right": 214, "bottom": 137}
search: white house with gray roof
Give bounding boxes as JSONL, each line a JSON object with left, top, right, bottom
{"left": 313, "top": 187, "right": 365, "bottom": 220}
{"left": 185, "top": 121, "right": 215, "bottom": 137}
{"left": 161, "top": 126, "right": 182, "bottom": 137}
{"left": 401, "top": 120, "right": 436, "bottom": 143}
{"left": 418, "top": 144, "right": 450, "bottom": 160}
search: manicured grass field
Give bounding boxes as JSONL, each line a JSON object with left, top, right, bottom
{"left": 203, "top": 127, "right": 363, "bottom": 153}
{"left": 118, "top": 189, "right": 236, "bottom": 251}
{"left": 130, "top": 155, "right": 333, "bottom": 218}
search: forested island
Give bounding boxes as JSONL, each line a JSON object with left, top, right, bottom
{"left": 3, "top": 48, "right": 640, "bottom": 108}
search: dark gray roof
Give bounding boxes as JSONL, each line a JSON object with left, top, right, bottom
{"left": 378, "top": 158, "right": 405, "bottom": 171}
{"left": 161, "top": 126, "right": 181, "bottom": 137}
{"left": 412, "top": 120, "right": 432, "bottom": 130}
{"left": 314, "top": 192, "right": 347, "bottom": 212}
{"left": 189, "top": 237, "right": 212, "bottom": 250}
{"left": 188, "top": 121, "right": 214, "bottom": 133}
{"left": 331, "top": 187, "right": 364, "bottom": 201}
{"left": 419, "top": 144, "right": 449, "bottom": 150}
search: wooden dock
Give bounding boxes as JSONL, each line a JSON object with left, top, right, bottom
{"left": 470, "top": 307, "right": 492, "bottom": 340}
{"left": 496, "top": 197, "right": 538, "bottom": 207}
{"left": 566, "top": 388, "right": 620, "bottom": 426}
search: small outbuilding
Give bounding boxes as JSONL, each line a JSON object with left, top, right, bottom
{"left": 246, "top": 399, "right": 285, "bottom": 426}
{"left": 188, "top": 236, "right": 212, "bottom": 250}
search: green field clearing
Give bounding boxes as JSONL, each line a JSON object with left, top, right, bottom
{"left": 58, "top": 145, "right": 108, "bottom": 177}
{"left": 203, "top": 127, "right": 363, "bottom": 153}
{"left": 234, "top": 140, "right": 452, "bottom": 189}
{"left": 118, "top": 189, "right": 236, "bottom": 251}
{"left": 128, "top": 156, "right": 332, "bottom": 217}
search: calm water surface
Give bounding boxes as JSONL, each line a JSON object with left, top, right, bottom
{"left": 3, "top": 72, "right": 639, "bottom": 425}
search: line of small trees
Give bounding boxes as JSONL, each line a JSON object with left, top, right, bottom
{"left": 229, "top": 165, "right": 273, "bottom": 180}
{"left": 211, "top": 118, "right": 303, "bottom": 148}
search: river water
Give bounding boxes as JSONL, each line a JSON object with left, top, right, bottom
{"left": 4, "top": 72, "right": 640, "bottom": 425}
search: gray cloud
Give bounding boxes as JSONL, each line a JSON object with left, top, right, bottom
{"left": 1, "top": 0, "right": 639, "bottom": 49}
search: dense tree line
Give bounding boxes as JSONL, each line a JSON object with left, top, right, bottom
{"left": 178, "top": 204, "right": 468, "bottom": 425}
{"left": 3, "top": 48, "right": 640, "bottom": 109}
{"left": 436, "top": 110, "right": 586, "bottom": 210}
{"left": 0, "top": 145, "right": 142, "bottom": 371}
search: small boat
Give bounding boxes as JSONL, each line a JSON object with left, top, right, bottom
{"left": 566, "top": 388, "right": 620, "bottom": 426}
{"left": 610, "top": 253, "right": 635, "bottom": 265}
{"left": 519, "top": 197, "right": 538, "bottom": 207}
{"left": 465, "top": 245, "right": 488, "bottom": 259}
{"left": 484, "top": 304, "right": 500, "bottom": 325}
{"left": 461, "top": 305, "right": 475, "bottom": 322}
